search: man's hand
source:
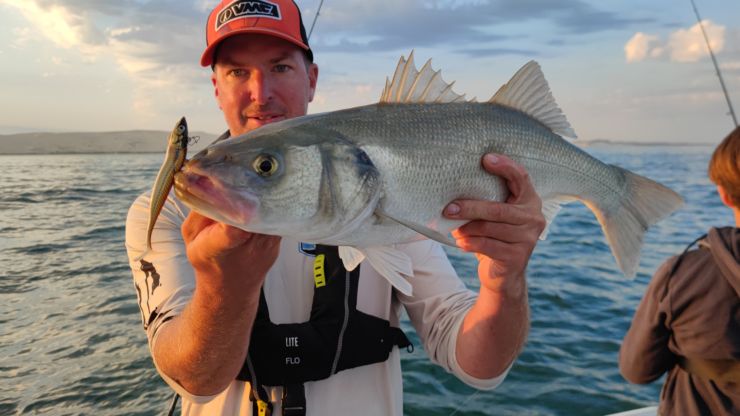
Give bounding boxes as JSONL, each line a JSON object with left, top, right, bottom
{"left": 444, "top": 153, "right": 544, "bottom": 379}
{"left": 153, "top": 212, "right": 281, "bottom": 396}
{"left": 443, "top": 153, "right": 545, "bottom": 296}
{"left": 182, "top": 211, "right": 281, "bottom": 290}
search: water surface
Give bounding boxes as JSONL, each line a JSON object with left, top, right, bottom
{"left": 0, "top": 144, "right": 724, "bottom": 415}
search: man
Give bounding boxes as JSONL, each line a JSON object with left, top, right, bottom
{"left": 126, "top": 0, "right": 545, "bottom": 414}
{"left": 619, "top": 126, "right": 740, "bottom": 415}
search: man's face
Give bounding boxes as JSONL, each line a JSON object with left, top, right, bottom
{"left": 211, "top": 34, "right": 318, "bottom": 136}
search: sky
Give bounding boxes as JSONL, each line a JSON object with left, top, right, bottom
{"left": 0, "top": 0, "right": 738, "bottom": 144}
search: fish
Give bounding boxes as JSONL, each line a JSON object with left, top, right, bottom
{"left": 135, "top": 116, "right": 188, "bottom": 261}
{"left": 173, "top": 52, "right": 684, "bottom": 295}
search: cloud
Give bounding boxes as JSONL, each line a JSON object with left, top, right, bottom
{"left": 625, "top": 20, "right": 726, "bottom": 63}
{"left": 0, "top": 0, "right": 651, "bottom": 90}
{"left": 458, "top": 47, "right": 540, "bottom": 58}
{"left": 310, "top": 0, "right": 652, "bottom": 54}
{"left": 0, "top": 0, "right": 665, "bottom": 126}
{"left": 1, "top": 0, "right": 208, "bottom": 121}
{"left": 624, "top": 32, "right": 661, "bottom": 63}
{"left": 668, "top": 20, "right": 725, "bottom": 63}
{"left": 3, "top": 0, "right": 653, "bottom": 74}
{"left": 2, "top": 0, "right": 89, "bottom": 49}
{"left": 1, "top": 0, "right": 204, "bottom": 71}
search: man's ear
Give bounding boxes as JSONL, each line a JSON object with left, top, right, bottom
{"left": 718, "top": 185, "right": 735, "bottom": 209}
{"left": 211, "top": 72, "right": 222, "bottom": 110}
{"left": 308, "top": 63, "right": 319, "bottom": 102}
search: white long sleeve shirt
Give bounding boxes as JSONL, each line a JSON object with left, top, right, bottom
{"left": 125, "top": 192, "right": 508, "bottom": 415}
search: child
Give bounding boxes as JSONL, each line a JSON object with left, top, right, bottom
{"left": 619, "top": 126, "right": 740, "bottom": 415}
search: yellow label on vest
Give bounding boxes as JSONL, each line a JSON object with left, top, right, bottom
{"left": 313, "top": 254, "right": 326, "bottom": 288}
{"left": 256, "top": 399, "right": 271, "bottom": 416}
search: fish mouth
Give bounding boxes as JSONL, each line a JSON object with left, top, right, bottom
{"left": 174, "top": 168, "right": 258, "bottom": 226}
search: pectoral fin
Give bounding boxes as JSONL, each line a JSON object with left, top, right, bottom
{"left": 375, "top": 208, "right": 458, "bottom": 247}
{"left": 338, "top": 246, "right": 365, "bottom": 271}
{"left": 338, "top": 245, "right": 414, "bottom": 296}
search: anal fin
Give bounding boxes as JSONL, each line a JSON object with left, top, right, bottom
{"left": 539, "top": 197, "right": 573, "bottom": 240}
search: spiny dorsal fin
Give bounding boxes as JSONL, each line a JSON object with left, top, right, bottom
{"left": 380, "top": 51, "right": 474, "bottom": 104}
{"left": 490, "top": 61, "right": 577, "bottom": 139}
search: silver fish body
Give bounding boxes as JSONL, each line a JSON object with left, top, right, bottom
{"left": 174, "top": 57, "right": 682, "bottom": 289}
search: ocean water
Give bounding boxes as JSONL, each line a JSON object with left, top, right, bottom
{"left": 0, "top": 144, "right": 726, "bottom": 416}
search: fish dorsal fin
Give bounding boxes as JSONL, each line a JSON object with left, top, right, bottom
{"left": 380, "top": 51, "right": 473, "bottom": 104}
{"left": 489, "top": 61, "right": 577, "bottom": 139}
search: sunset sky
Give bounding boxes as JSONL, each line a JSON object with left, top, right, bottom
{"left": 1, "top": 0, "right": 738, "bottom": 144}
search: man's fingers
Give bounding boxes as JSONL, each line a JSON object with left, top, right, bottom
{"left": 182, "top": 211, "right": 216, "bottom": 243}
{"left": 453, "top": 234, "right": 518, "bottom": 259}
{"left": 480, "top": 153, "right": 534, "bottom": 203}
{"left": 444, "top": 199, "right": 535, "bottom": 225}
{"left": 182, "top": 211, "right": 255, "bottom": 249}
{"left": 452, "top": 221, "right": 534, "bottom": 244}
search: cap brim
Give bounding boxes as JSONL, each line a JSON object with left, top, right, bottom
{"left": 200, "top": 28, "right": 311, "bottom": 67}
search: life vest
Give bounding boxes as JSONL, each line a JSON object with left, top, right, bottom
{"left": 236, "top": 244, "right": 412, "bottom": 415}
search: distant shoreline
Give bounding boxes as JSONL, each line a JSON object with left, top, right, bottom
{"left": 0, "top": 131, "right": 714, "bottom": 155}
{"left": 577, "top": 139, "right": 713, "bottom": 147}
{"left": 0, "top": 130, "right": 217, "bottom": 155}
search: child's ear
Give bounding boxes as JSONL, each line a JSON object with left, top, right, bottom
{"left": 718, "top": 185, "right": 735, "bottom": 209}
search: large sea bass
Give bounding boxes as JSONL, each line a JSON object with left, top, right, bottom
{"left": 173, "top": 53, "right": 683, "bottom": 295}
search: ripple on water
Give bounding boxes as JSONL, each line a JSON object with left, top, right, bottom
{"left": 1, "top": 148, "right": 716, "bottom": 415}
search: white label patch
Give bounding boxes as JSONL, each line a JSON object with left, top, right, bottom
{"left": 215, "top": 0, "right": 282, "bottom": 31}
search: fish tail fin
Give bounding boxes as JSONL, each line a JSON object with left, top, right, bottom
{"left": 584, "top": 166, "right": 683, "bottom": 278}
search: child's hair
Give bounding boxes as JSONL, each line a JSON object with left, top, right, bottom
{"left": 709, "top": 125, "right": 740, "bottom": 206}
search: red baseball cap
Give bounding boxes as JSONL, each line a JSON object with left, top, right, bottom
{"left": 201, "top": 0, "right": 313, "bottom": 67}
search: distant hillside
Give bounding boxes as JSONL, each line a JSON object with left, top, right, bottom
{"left": 0, "top": 130, "right": 219, "bottom": 155}
{"left": 575, "top": 139, "right": 714, "bottom": 147}
{"left": 0, "top": 131, "right": 716, "bottom": 155}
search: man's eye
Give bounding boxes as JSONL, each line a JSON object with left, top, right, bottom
{"left": 229, "top": 69, "right": 247, "bottom": 77}
{"left": 274, "top": 64, "right": 291, "bottom": 73}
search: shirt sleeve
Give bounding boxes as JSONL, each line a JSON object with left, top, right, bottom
{"left": 399, "top": 241, "right": 509, "bottom": 390}
{"left": 126, "top": 193, "right": 220, "bottom": 403}
{"left": 618, "top": 258, "right": 678, "bottom": 384}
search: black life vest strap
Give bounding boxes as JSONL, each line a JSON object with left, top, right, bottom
{"left": 667, "top": 233, "right": 708, "bottom": 278}
{"left": 281, "top": 384, "right": 306, "bottom": 416}
{"left": 236, "top": 245, "right": 411, "bottom": 413}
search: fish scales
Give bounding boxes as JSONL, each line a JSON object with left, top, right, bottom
{"left": 172, "top": 56, "right": 683, "bottom": 293}
{"left": 274, "top": 102, "right": 621, "bottom": 245}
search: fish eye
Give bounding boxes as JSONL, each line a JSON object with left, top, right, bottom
{"left": 178, "top": 125, "right": 186, "bottom": 133}
{"left": 253, "top": 154, "right": 279, "bottom": 177}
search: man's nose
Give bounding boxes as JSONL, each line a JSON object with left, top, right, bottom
{"left": 248, "top": 71, "right": 272, "bottom": 105}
